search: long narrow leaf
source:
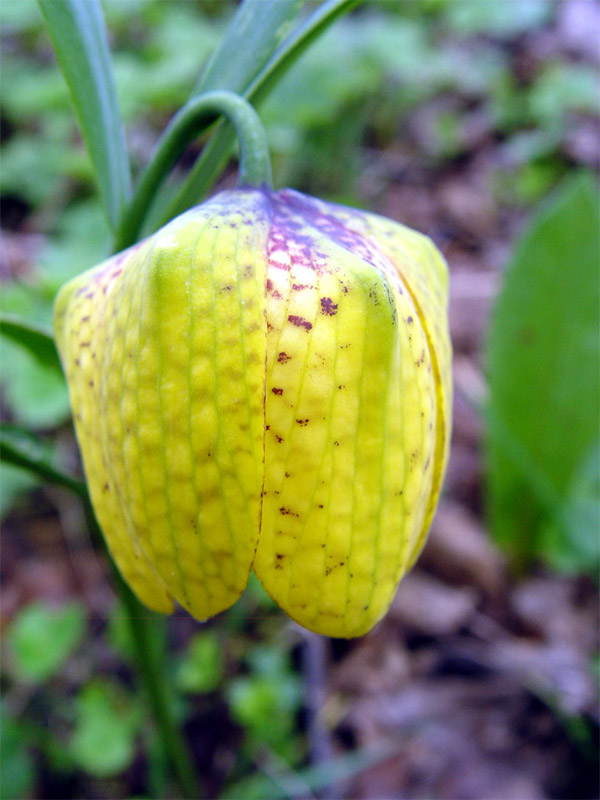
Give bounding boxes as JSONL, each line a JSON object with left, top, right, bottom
{"left": 0, "top": 426, "right": 85, "bottom": 498}
{"left": 157, "top": 0, "right": 362, "bottom": 227}
{"left": 193, "top": 0, "right": 303, "bottom": 96}
{"left": 0, "top": 313, "right": 62, "bottom": 374}
{"left": 37, "top": 0, "right": 131, "bottom": 231}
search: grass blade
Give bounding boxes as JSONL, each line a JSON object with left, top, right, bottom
{"left": 37, "top": 0, "right": 132, "bottom": 231}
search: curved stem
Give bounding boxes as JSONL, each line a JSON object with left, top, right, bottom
{"left": 158, "top": 0, "right": 361, "bottom": 229}
{"left": 116, "top": 90, "right": 272, "bottom": 250}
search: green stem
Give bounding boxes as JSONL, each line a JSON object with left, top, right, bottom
{"left": 101, "top": 537, "right": 202, "bottom": 800}
{"left": 3, "top": 434, "right": 202, "bottom": 798}
{"left": 157, "top": 0, "right": 361, "bottom": 228}
{"left": 115, "top": 90, "right": 272, "bottom": 251}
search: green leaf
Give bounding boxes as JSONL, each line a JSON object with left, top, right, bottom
{"left": 176, "top": 632, "right": 223, "bottom": 693}
{"left": 7, "top": 601, "right": 86, "bottom": 683}
{"left": 486, "top": 173, "right": 600, "bottom": 569}
{"left": 0, "top": 425, "right": 85, "bottom": 497}
{"left": 445, "top": 0, "right": 552, "bottom": 37}
{"left": 0, "top": 313, "right": 61, "bottom": 373}
{"left": 69, "top": 680, "right": 140, "bottom": 777}
{"left": 551, "top": 440, "right": 600, "bottom": 573}
{"left": 37, "top": 0, "right": 131, "bottom": 230}
{"left": 192, "top": 0, "right": 303, "bottom": 97}
{"left": 528, "top": 63, "right": 600, "bottom": 127}
{"left": 157, "top": 0, "right": 361, "bottom": 227}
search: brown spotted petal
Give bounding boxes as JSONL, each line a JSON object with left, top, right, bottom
{"left": 54, "top": 188, "right": 451, "bottom": 637}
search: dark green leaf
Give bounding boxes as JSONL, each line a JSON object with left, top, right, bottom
{"left": 0, "top": 313, "right": 61, "bottom": 373}
{"left": 7, "top": 601, "right": 86, "bottom": 683}
{"left": 37, "top": 0, "right": 131, "bottom": 230}
{"left": 486, "top": 173, "right": 600, "bottom": 569}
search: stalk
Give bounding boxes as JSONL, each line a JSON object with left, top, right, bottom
{"left": 115, "top": 90, "right": 272, "bottom": 251}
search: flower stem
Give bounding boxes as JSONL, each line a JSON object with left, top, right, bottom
{"left": 2, "top": 434, "right": 202, "bottom": 798}
{"left": 115, "top": 90, "right": 272, "bottom": 251}
{"left": 103, "top": 550, "right": 203, "bottom": 799}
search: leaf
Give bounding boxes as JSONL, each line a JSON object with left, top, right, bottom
{"left": 0, "top": 425, "right": 85, "bottom": 498}
{"left": 486, "top": 173, "right": 600, "bottom": 569}
{"left": 69, "top": 680, "right": 140, "bottom": 777}
{"left": 7, "top": 601, "right": 86, "bottom": 683}
{"left": 176, "top": 632, "right": 223, "bottom": 693}
{"left": 192, "top": 0, "right": 303, "bottom": 97}
{"left": 157, "top": 0, "right": 361, "bottom": 227}
{"left": 445, "top": 0, "right": 552, "bottom": 37}
{"left": 0, "top": 313, "right": 61, "bottom": 373}
{"left": 37, "top": 0, "right": 131, "bottom": 230}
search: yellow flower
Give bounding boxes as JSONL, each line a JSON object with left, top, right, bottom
{"left": 54, "top": 188, "right": 452, "bottom": 637}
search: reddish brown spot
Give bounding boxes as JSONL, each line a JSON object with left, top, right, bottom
{"left": 320, "top": 297, "right": 338, "bottom": 316}
{"left": 279, "top": 507, "right": 299, "bottom": 517}
{"left": 275, "top": 434, "right": 284, "bottom": 443}
{"left": 292, "top": 283, "right": 313, "bottom": 290}
{"left": 266, "top": 279, "right": 274, "bottom": 292}
{"left": 288, "top": 315, "right": 312, "bottom": 331}
{"left": 296, "top": 419, "right": 309, "bottom": 427}
{"left": 277, "top": 352, "right": 291, "bottom": 364}
{"left": 272, "top": 387, "right": 283, "bottom": 396}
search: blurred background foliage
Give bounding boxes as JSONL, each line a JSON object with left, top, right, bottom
{"left": 1, "top": 1, "right": 599, "bottom": 798}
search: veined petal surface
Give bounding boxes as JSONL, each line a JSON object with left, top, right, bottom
{"left": 54, "top": 187, "right": 451, "bottom": 638}
{"left": 55, "top": 193, "right": 270, "bottom": 619}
